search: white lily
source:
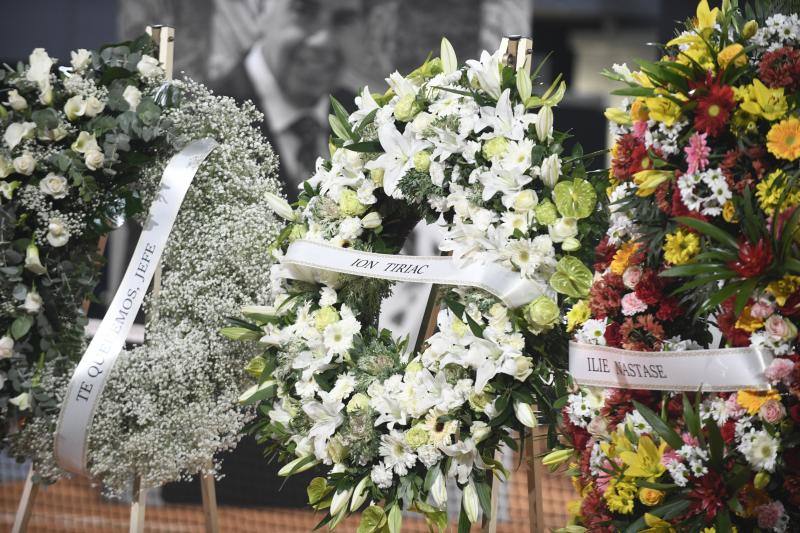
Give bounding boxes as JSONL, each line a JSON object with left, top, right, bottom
{"left": 474, "top": 89, "right": 528, "bottom": 141}
{"left": 264, "top": 192, "right": 296, "bottom": 221}
{"left": 349, "top": 86, "right": 380, "bottom": 125}
{"left": 366, "top": 123, "right": 430, "bottom": 198}
{"left": 462, "top": 480, "right": 480, "bottom": 523}
{"left": 466, "top": 49, "right": 503, "bottom": 100}
{"left": 302, "top": 392, "right": 345, "bottom": 460}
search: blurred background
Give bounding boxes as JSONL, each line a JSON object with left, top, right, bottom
{"left": 0, "top": 0, "right": 696, "bottom": 531}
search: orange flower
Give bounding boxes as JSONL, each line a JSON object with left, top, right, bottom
{"left": 767, "top": 117, "right": 800, "bottom": 160}
{"left": 736, "top": 389, "right": 781, "bottom": 415}
{"left": 610, "top": 242, "right": 642, "bottom": 275}
{"left": 734, "top": 305, "right": 765, "bottom": 333}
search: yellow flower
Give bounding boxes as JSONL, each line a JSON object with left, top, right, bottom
{"left": 610, "top": 242, "right": 642, "bottom": 275}
{"left": 639, "top": 487, "right": 665, "bottom": 506}
{"left": 756, "top": 170, "right": 800, "bottom": 213}
{"left": 566, "top": 300, "right": 591, "bottom": 332}
{"left": 739, "top": 79, "right": 788, "bottom": 121}
{"left": 737, "top": 389, "right": 781, "bottom": 415}
{"left": 619, "top": 435, "right": 667, "bottom": 480}
{"left": 722, "top": 200, "right": 738, "bottom": 223}
{"left": 766, "top": 275, "right": 800, "bottom": 306}
{"left": 694, "top": 0, "right": 720, "bottom": 32}
{"left": 641, "top": 513, "right": 677, "bottom": 533}
{"left": 605, "top": 107, "right": 632, "bottom": 126}
{"left": 718, "top": 43, "right": 747, "bottom": 69}
{"left": 631, "top": 99, "right": 649, "bottom": 122}
{"left": 604, "top": 478, "right": 637, "bottom": 514}
{"left": 644, "top": 96, "right": 682, "bottom": 126}
{"left": 663, "top": 229, "right": 700, "bottom": 265}
{"left": 634, "top": 170, "right": 673, "bottom": 197}
{"left": 767, "top": 117, "right": 800, "bottom": 160}
{"left": 734, "top": 305, "right": 764, "bottom": 333}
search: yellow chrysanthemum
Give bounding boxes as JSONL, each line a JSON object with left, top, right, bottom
{"left": 735, "top": 305, "right": 765, "bottom": 333}
{"left": 767, "top": 117, "right": 800, "bottom": 160}
{"left": 718, "top": 43, "right": 747, "bottom": 69}
{"left": 737, "top": 389, "right": 781, "bottom": 415}
{"left": 566, "top": 300, "right": 591, "bottom": 332}
{"left": 766, "top": 275, "right": 800, "bottom": 306}
{"left": 663, "top": 229, "right": 700, "bottom": 265}
{"left": 610, "top": 242, "right": 642, "bottom": 275}
{"left": 756, "top": 170, "right": 800, "bottom": 213}
{"left": 722, "top": 200, "right": 738, "bottom": 223}
{"left": 604, "top": 478, "right": 637, "bottom": 514}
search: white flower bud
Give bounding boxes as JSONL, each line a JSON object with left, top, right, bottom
{"left": 350, "top": 476, "right": 370, "bottom": 512}
{"left": 277, "top": 455, "right": 317, "bottom": 476}
{"left": 514, "top": 401, "right": 538, "bottom": 428}
{"left": 330, "top": 488, "right": 352, "bottom": 517}
{"left": 0, "top": 336, "right": 13, "bottom": 359}
{"left": 536, "top": 106, "right": 553, "bottom": 142}
{"left": 9, "top": 392, "right": 30, "bottom": 411}
{"left": 430, "top": 468, "right": 447, "bottom": 508}
{"left": 123, "top": 85, "right": 142, "bottom": 111}
{"left": 264, "top": 192, "right": 296, "bottom": 221}
{"left": 539, "top": 153, "right": 561, "bottom": 188}
{"left": 5, "top": 90, "right": 27, "bottom": 111}
{"left": 361, "top": 211, "right": 382, "bottom": 229}
{"left": 462, "top": 480, "right": 480, "bottom": 523}
{"left": 24, "top": 243, "right": 47, "bottom": 275}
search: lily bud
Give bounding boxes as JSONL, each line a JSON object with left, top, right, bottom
{"left": 330, "top": 487, "right": 353, "bottom": 516}
{"left": 754, "top": 471, "right": 770, "bottom": 490}
{"left": 264, "top": 192, "right": 296, "bottom": 221}
{"left": 539, "top": 154, "right": 561, "bottom": 188}
{"left": 462, "top": 480, "right": 480, "bottom": 523}
{"left": 514, "top": 401, "right": 538, "bottom": 428}
{"left": 440, "top": 38, "right": 458, "bottom": 75}
{"left": 743, "top": 20, "right": 758, "bottom": 39}
{"left": 542, "top": 448, "right": 574, "bottom": 467}
{"left": 535, "top": 105, "right": 553, "bottom": 142}
{"left": 361, "top": 211, "right": 382, "bottom": 229}
{"left": 350, "top": 476, "right": 370, "bottom": 511}
{"left": 430, "top": 469, "right": 447, "bottom": 508}
{"left": 277, "top": 455, "right": 318, "bottom": 477}
{"left": 24, "top": 243, "right": 47, "bottom": 275}
{"left": 516, "top": 68, "right": 532, "bottom": 103}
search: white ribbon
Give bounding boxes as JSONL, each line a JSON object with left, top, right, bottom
{"left": 54, "top": 138, "right": 218, "bottom": 475}
{"left": 281, "top": 239, "right": 550, "bottom": 308}
{"left": 569, "top": 341, "right": 774, "bottom": 392}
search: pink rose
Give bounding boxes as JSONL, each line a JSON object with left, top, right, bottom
{"left": 620, "top": 292, "right": 648, "bottom": 316}
{"left": 765, "top": 315, "right": 796, "bottom": 341}
{"left": 622, "top": 266, "right": 642, "bottom": 289}
{"left": 765, "top": 358, "right": 795, "bottom": 383}
{"left": 750, "top": 298, "right": 775, "bottom": 320}
{"left": 757, "top": 501, "right": 785, "bottom": 530}
{"left": 759, "top": 399, "right": 786, "bottom": 424}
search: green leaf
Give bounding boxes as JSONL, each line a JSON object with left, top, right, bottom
{"left": 11, "top": 315, "right": 33, "bottom": 340}
{"left": 632, "top": 400, "right": 683, "bottom": 450}
{"left": 475, "top": 481, "right": 493, "bottom": 521}
{"left": 387, "top": 504, "right": 402, "bottom": 533}
{"left": 623, "top": 500, "right": 690, "bottom": 533}
{"left": 457, "top": 506, "right": 471, "bottom": 533}
{"left": 307, "top": 477, "right": 333, "bottom": 507}
{"left": 238, "top": 381, "right": 275, "bottom": 405}
{"left": 343, "top": 141, "right": 383, "bottom": 153}
{"left": 328, "top": 114, "right": 351, "bottom": 142}
{"left": 733, "top": 278, "right": 758, "bottom": 317}
{"left": 682, "top": 394, "right": 703, "bottom": 445}
{"left": 700, "top": 281, "right": 743, "bottom": 314}
{"left": 357, "top": 506, "right": 387, "bottom": 533}
{"left": 354, "top": 108, "right": 379, "bottom": 138}
{"left": 611, "top": 86, "right": 656, "bottom": 97}
{"left": 220, "top": 326, "right": 261, "bottom": 341}
{"left": 660, "top": 263, "right": 727, "bottom": 277}
{"left": 706, "top": 416, "right": 724, "bottom": 470}
{"left": 674, "top": 216, "right": 738, "bottom": 249}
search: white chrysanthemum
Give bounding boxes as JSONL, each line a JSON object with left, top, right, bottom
{"left": 370, "top": 461, "right": 394, "bottom": 489}
{"left": 738, "top": 429, "right": 780, "bottom": 472}
{"left": 379, "top": 431, "right": 417, "bottom": 476}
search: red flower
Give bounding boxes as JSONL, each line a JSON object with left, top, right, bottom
{"left": 721, "top": 420, "right": 736, "bottom": 443}
{"left": 759, "top": 47, "right": 800, "bottom": 91}
{"left": 655, "top": 297, "right": 683, "bottom": 321}
{"left": 579, "top": 489, "right": 615, "bottom": 532}
{"left": 601, "top": 388, "right": 657, "bottom": 426}
{"left": 687, "top": 471, "right": 727, "bottom": 522}
{"left": 717, "top": 298, "right": 752, "bottom": 347}
{"left": 635, "top": 270, "right": 664, "bottom": 305}
{"left": 693, "top": 80, "right": 735, "bottom": 137}
{"left": 604, "top": 322, "right": 622, "bottom": 348}
{"left": 785, "top": 475, "right": 800, "bottom": 507}
{"left": 594, "top": 235, "right": 618, "bottom": 272}
{"left": 612, "top": 133, "right": 649, "bottom": 181}
{"left": 589, "top": 274, "right": 625, "bottom": 319}
{"left": 727, "top": 238, "right": 773, "bottom": 278}
{"left": 779, "top": 292, "right": 800, "bottom": 317}
{"left": 791, "top": 404, "right": 800, "bottom": 424}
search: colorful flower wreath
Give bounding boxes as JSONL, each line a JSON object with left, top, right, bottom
{"left": 226, "top": 39, "right": 605, "bottom": 530}
{"left": 554, "top": 2, "right": 800, "bottom": 531}
{"left": 0, "top": 37, "right": 177, "bottom": 440}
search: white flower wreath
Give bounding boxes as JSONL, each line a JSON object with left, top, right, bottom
{"left": 227, "top": 39, "right": 605, "bottom": 530}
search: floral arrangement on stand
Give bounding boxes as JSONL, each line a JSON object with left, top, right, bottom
{"left": 0, "top": 38, "right": 175, "bottom": 455}
{"left": 226, "top": 39, "right": 606, "bottom": 531}
{"left": 9, "top": 76, "right": 282, "bottom": 490}
{"left": 552, "top": 2, "right": 800, "bottom": 531}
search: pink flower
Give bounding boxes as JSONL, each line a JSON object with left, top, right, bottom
{"left": 725, "top": 393, "right": 746, "bottom": 418}
{"left": 622, "top": 266, "right": 643, "bottom": 289}
{"left": 765, "top": 358, "right": 795, "bottom": 383}
{"left": 684, "top": 132, "right": 710, "bottom": 174}
{"left": 750, "top": 298, "right": 775, "bottom": 320}
{"left": 595, "top": 458, "right": 621, "bottom": 494}
{"left": 757, "top": 501, "right": 785, "bottom": 529}
{"left": 620, "top": 292, "right": 648, "bottom": 316}
{"left": 759, "top": 399, "right": 786, "bottom": 424}
{"left": 633, "top": 120, "right": 649, "bottom": 140}
{"left": 661, "top": 449, "right": 681, "bottom": 467}
{"left": 681, "top": 433, "right": 700, "bottom": 447}
{"left": 765, "top": 315, "right": 794, "bottom": 341}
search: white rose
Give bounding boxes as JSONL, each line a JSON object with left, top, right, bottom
{"left": 9, "top": 392, "right": 30, "bottom": 411}
{"left": 4, "top": 121, "right": 36, "bottom": 149}
{"left": 514, "top": 356, "right": 534, "bottom": 381}
{"left": 535, "top": 105, "right": 553, "bottom": 142}
{"left": 137, "top": 55, "right": 163, "bottom": 79}
{"left": 539, "top": 153, "right": 561, "bottom": 188}
{"left": 26, "top": 48, "right": 54, "bottom": 90}
{"left": 122, "top": 85, "right": 142, "bottom": 110}
{"left": 39, "top": 173, "right": 69, "bottom": 199}
{"left": 21, "top": 290, "right": 43, "bottom": 314}
{"left": 470, "top": 421, "right": 491, "bottom": 443}
{"left": 361, "top": 211, "right": 382, "bottom": 229}
{"left": 548, "top": 217, "right": 579, "bottom": 243}
{"left": 338, "top": 217, "right": 363, "bottom": 241}
{"left": 83, "top": 96, "right": 105, "bottom": 117}
{"left": 13, "top": 153, "right": 36, "bottom": 175}
{"left": 409, "top": 111, "right": 434, "bottom": 134}
{"left": 39, "top": 125, "right": 68, "bottom": 142}
{"left": 513, "top": 189, "right": 538, "bottom": 212}
{"left": 0, "top": 336, "right": 13, "bottom": 359}
{"left": 46, "top": 218, "right": 70, "bottom": 247}
{"left": 64, "top": 95, "right": 87, "bottom": 121}
{"left": 5, "top": 90, "right": 27, "bottom": 111}
{"left": 84, "top": 148, "right": 104, "bottom": 171}
{"left": 70, "top": 49, "right": 92, "bottom": 72}
{"left": 71, "top": 131, "right": 99, "bottom": 153}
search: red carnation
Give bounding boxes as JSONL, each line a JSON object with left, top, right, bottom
{"left": 579, "top": 489, "right": 615, "bottom": 532}
{"left": 727, "top": 238, "right": 773, "bottom": 278}
{"left": 655, "top": 297, "right": 683, "bottom": 321}
{"left": 635, "top": 270, "right": 664, "bottom": 305}
{"left": 620, "top": 314, "right": 665, "bottom": 351}
{"left": 721, "top": 419, "right": 736, "bottom": 443}
{"left": 594, "top": 235, "right": 618, "bottom": 272}
{"left": 687, "top": 471, "right": 727, "bottom": 522}
{"left": 589, "top": 274, "right": 625, "bottom": 319}
{"left": 693, "top": 81, "right": 735, "bottom": 137}
{"left": 612, "top": 133, "right": 649, "bottom": 181}
{"left": 759, "top": 47, "right": 800, "bottom": 91}
{"left": 604, "top": 322, "right": 622, "bottom": 348}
